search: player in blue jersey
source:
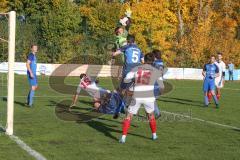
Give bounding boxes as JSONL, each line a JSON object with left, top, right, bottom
{"left": 26, "top": 45, "right": 38, "bottom": 107}
{"left": 112, "top": 34, "right": 144, "bottom": 90}
{"left": 153, "top": 50, "right": 164, "bottom": 70}
{"left": 152, "top": 50, "right": 165, "bottom": 118}
{"left": 202, "top": 55, "right": 220, "bottom": 108}
{"left": 71, "top": 90, "right": 126, "bottom": 117}
{"left": 95, "top": 91, "right": 126, "bottom": 117}
{"left": 68, "top": 73, "right": 126, "bottom": 117}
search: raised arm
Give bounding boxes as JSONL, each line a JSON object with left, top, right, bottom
{"left": 124, "top": 71, "right": 135, "bottom": 84}
{"left": 112, "top": 50, "right": 122, "bottom": 57}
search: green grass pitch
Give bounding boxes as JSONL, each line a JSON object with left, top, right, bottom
{"left": 0, "top": 74, "right": 240, "bottom": 160}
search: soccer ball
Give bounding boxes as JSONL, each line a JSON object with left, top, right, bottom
{"left": 119, "top": 17, "right": 129, "bottom": 26}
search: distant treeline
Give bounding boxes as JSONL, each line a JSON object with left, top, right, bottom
{"left": 0, "top": 0, "right": 239, "bottom": 67}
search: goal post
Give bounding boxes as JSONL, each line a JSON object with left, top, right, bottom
{"left": 6, "top": 11, "right": 16, "bottom": 135}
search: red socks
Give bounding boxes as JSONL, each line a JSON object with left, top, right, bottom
{"left": 149, "top": 115, "right": 157, "bottom": 134}
{"left": 208, "top": 92, "right": 212, "bottom": 101}
{"left": 122, "top": 118, "right": 131, "bottom": 135}
{"left": 122, "top": 115, "right": 157, "bottom": 136}
{"left": 208, "top": 92, "right": 221, "bottom": 101}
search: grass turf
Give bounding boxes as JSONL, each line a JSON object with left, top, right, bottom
{"left": 0, "top": 74, "right": 240, "bottom": 160}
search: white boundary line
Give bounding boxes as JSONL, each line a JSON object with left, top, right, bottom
{"left": 162, "top": 110, "right": 240, "bottom": 131}
{"left": 9, "top": 135, "right": 47, "bottom": 160}
{"left": 175, "top": 86, "right": 240, "bottom": 91}
{"left": 0, "top": 81, "right": 239, "bottom": 159}
{"left": 1, "top": 83, "right": 239, "bottom": 90}
{"left": 0, "top": 112, "right": 239, "bottom": 160}
{"left": 0, "top": 125, "right": 47, "bottom": 160}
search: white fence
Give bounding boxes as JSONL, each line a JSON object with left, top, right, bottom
{"left": 0, "top": 62, "right": 240, "bottom": 80}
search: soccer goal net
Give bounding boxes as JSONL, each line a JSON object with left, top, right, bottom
{"left": 0, "top": 11, "right": 16, "bottom": 135}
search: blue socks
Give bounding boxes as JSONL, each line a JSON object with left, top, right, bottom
{"left": 205, "top": 95, "right": 219, "bottom": 107}
{"left": 204, "top": 96, "right": 209, "bottom": 106}
{"left": 213, "top": 95, "right": 219, "bottom": 105}
{"left": 27, "top": 90, "right": 35, "bottom": 106}
{"left": 154, "top": 102, "right": 160, "bottom": 117}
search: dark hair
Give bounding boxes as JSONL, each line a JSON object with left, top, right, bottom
{"left": 217, "top": 52, "right": 223, "bottom": 55}
{"left": 114, "top": 27, "right": 122, "bottom": 35}
{"left": 152, "top": 49, "right": 162, "bottom": 60}
{"left": 209, "top": 55, "right": 215, "bottom": 59}
{"left": 144, "top": 52, "right": 155, "bottom": 64}
{"left": 31, "top": 44, "right": 37, "bottom": 48}
{"left": 80, "top": 73, "right": 86, "bottom": 79}
{"left": 127, "top": 34, "right": 135, "bottom": 44}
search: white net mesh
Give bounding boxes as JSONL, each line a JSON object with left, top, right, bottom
{"left": 0, "top": 13, "right": 8, "bottom": 130}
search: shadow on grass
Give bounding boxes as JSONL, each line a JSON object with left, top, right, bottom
{"left": 233, "top": 128, "right": 240, "bottom": 132}
{"left": 49, "top": 100, "right": 92, "bottom": 113}
{"left": 53, "top": 99, "right": 148, "bottom": 141}
{"left": 78, "top": 99, "right": 93, "bottom": 106}
{"left": 159, "top": 96, "right": 204, "bottom": 107}
{"left": 0, "top": 127, "right": 5, "bottom": 133}
{"left": 2, "top": 97, "right": 28, "bottom": 108}
{"left": 47, "top": 99, "right": 93, "bottom": 108}
{"left": 97, "top": 117, "right": 138, "bottom": 128}
{"left": 80, "top": 120, "right": 148, "bottom": 141}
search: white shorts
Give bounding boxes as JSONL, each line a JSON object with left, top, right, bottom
{"left": 215, "top": 77, "right": 224, "bottom": 88}
{"left": 128, "top": 98, "right": 155, "bottom": 115}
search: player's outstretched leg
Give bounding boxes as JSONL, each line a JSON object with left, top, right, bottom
{"left": 148, "top": 113, "right": 157, "bottom": 140}
{"left": 119, "top": 116, "right": 131, "bottom": 143}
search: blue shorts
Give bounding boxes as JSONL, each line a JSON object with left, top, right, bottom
{"left": 203, "top": 79, "right": 215, "bottom": 92}
{"left": 120, "top": 79, "right": 133, "bottom": 89}
{"left": 27, "top": 74, "right": 38, "bottom": 86}
{"left": 154, "top": 87, "right": 160, "bottom": 97}
{"left": 120, "top": 65, "right": 139, "bottom": 89}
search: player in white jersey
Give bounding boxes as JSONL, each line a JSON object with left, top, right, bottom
{"left": 70, "top": 73, "right": 109, "bottom": 109}
{"left": 214, "top": 52, "right": 226, "bottom": 100}
{"left": 119, "top": 53, "right": 164, "bottom": 143}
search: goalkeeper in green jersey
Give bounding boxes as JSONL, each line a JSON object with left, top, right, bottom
{"left": 111, "top": 7, "right": 132, "bottom": 77}
{"left": 115, "top": 7, "right": 132, "bottom": 49}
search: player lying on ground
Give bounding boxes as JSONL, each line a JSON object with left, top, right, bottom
{"left": 202, "top": 55, "right": 220, "bottom": 108}
{"left": 69, "top": 73, "right": 126, "bottom": 117}
{"left": 119, "top": 53, "right": 164, "bottom": 143}
{"left": 69, "top": 73, "right": 162, "bottom": 118}
{"left": 93, "top": 91, "right": 126, "bottom": 116}
{"left": 70, "top": 73, "right": 109, "bottom": 109}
